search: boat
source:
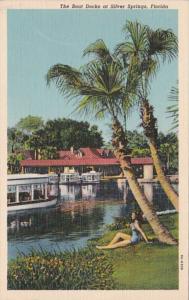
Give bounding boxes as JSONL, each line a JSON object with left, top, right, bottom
{"left": 48, "top": 173, "right": 59, "bottom": 184}
{"left": 81, "top": 171, "right": 101, "bottom": 184}
{"left": 59, "top": 172, "right": 80, "bottom": 184}
{"left": 7, "top": 174, "right": 57, "bottom": 212}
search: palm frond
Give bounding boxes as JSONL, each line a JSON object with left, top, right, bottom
{"left": 166, "top": 85, "right": 178, "bottom": 131}
{"left": 147, "top": 28, "right": 178, "bottom": 63}
{"left": 122, "top": 21, "right": 149, "bottom": 53}
{"left": 46, "top": 37, "right": 141, "bottom": 124}
{"left": 83, "top": 39, "right": 112, "bottom": 61}
{"left": 46, "top": 64, "right": 85, "bottom": 97}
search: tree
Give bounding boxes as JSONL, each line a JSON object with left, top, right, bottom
{"left": 43, "top": 119, "right": 103, "bottom": 150}
{"left": 7, "top": 127, "right": 27, "bottom": 154}
{"left": 46, "top": 40, "right": 176, "bottom": 245}
{"left": 9, "top": 117, "right": 104, "bottom": 160}
{"left": 8, "top": 152, "right": 25, "bottom": 174}
{"left": 88, "top": 125, "right": 104, "bottom": 148}
{"left": 159, "top": 133, "right": 178, "bottom": 174}
{"left": 126, "top": 130, "right": 149, "bottom": 155}
{"left": 15, "top": 115, "right": 44, "bottom": 135}
{"left": 131, "top": 147, "right": 151, "bottom": 157}
{"left": 116, "top": 21, "right": 178, "bottom": 211}
{"left": 25, "top": 131, "right": 44, "bottom": 160}
{"left": 40, "top": 146, "right": 58, "bottom": 159}
{"left": 166, "top": 85, "right": 178, "bottom": 131}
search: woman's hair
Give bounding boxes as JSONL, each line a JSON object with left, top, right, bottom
{"left": 130, "top": 211, "right": 143, "bottom": 224}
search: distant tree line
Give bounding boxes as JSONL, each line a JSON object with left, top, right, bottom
{"left": 105, "top": 130, "right": 178, "bottom": 175}
{"left": 126, "top": 130, "right": 178, "bottom": 175}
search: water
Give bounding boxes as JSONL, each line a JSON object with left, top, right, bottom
{"left": 8, "top": 180, "right": 177, "bottom": 260}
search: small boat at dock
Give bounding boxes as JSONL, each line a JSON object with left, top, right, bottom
{"left": 81, "top": 171, "right": 101, "bottom": 184}
{"left": 48, "top": 173, "right": 59, "bottom": 184}
{"left": 7, "top": 174, "right": 57, "bottom": 212}
{"left": 59, "top": 172, "right": 80, "bottom": 184}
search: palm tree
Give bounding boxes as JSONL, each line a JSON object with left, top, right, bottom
{"left": 116, "top": 21, "right": 178, "bottom": 211}
{"left": 46, "top": 42, "right": 176, "bottom": 244}
{"left": 166, "top": 85, "right": 178, "bottom": 131}
{"left": 160, "top": 142, "right": 177, "bottom": 173}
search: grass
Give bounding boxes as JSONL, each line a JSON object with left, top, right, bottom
{"left": 90, "top": 213, "right": 178, "bottom": 289}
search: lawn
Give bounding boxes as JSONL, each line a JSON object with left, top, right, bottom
{"left": 91, "top": 213, "right": 178, "bottom": 289}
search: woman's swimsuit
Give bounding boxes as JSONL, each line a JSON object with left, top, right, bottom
{"left": 130, "top": 222, "right": 140, "bottom": 244}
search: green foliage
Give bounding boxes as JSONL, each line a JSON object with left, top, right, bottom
{"left": 7, "top": 153, "right": 25, "bottom": 174}
{"left": 8, "top": 247, "right": 114, "bottom": 290}
{"left": 158, "top": 132, "right": 178, "bottom": 174}
{"left": 41, "top": 118, "right": 104, "bottom": 150}
{"left": 40, "top": 146, "right": 58, "bottom": 159}
{"left": 126, "top": 130, "right": 148, "bottom": 154}
{"left": 166, "top": 85, "right": 178, "bottom": 131}
{"left": 16, "top": 115, "right": 44, "bottom": 135}
{"left": 125, "top": 129, "right": 178, "bottom": 174}
{"left": 106, "top": 216, "right": 129, "bottom": 231}
{"left": 7, "top": 117, "right": 104, "bottom": 161}
{"left": 7, "top": 128, "right": 28, "bottom": 154}
{"left": 131, "top": 147, "right": 151, "bottom": 157}
{"left": 116, "top": 21, "right": 177, "bottom": 100}
{"left": 46, "top": 40, "right": 138, "bottom": 126}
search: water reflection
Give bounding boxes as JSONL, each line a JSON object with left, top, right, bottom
{"left": 117, "top": 179, "right": 130, "bottom": 203}
{"left": 59, "top": 184, "right": 81, "bottom": 201}
{"left": 8, "top": 180, "right": 177, "bottom": 260}
{"left": 82, "top": 184, "right": 99, "bottom": 200}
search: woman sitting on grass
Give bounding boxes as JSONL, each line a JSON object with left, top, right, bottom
{"left": 96, "top": 212, "right": 150, "bottom": 250}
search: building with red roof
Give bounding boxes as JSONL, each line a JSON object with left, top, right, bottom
{"left": 21, "top": 147, "right": 154, "bottom": 179}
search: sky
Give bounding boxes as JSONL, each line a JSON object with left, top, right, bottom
{"left": 8, "top": 9, "right": 178, "bottom": 141}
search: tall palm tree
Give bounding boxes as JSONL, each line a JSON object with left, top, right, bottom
{"left": 46, "top": 43, "right": 176, "bottom": 244}
{"left": 116, "top": 21, "right": 178, "bottom": 211}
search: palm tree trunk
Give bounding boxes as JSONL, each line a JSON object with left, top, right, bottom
{"left": 140, "top": 99, "right": 178, "bottom": 211}
{"left": 148, "top": 141, "right": 178, "bottom": 210}
{"left": 112, "top": 118, "right": 177, "bottom": 245}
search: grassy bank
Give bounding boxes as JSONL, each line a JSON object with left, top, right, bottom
{"left": 91, "top": 213, "right": 178, "bottom": 289}
{"left": 8, "top": 214, "right": 178, "bottom": 290}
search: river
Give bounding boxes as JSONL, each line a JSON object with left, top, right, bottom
{"left": 8, "top": 180, "right": 177, "bottom": 260}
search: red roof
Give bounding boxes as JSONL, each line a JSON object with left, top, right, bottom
{"left": 21, "top": 158, "right": 118, "bottom": 167}
{"left": 58, "top": 147, "right": 114, "bottom": 160}
{"left": 58, "top": 150, "right": 76, "bottom": 159}
{"left": 21, "top": 147, "right": 153, "bottom": 167}
{"left": 131, "top": 157, "right": 153, "bottom": 165}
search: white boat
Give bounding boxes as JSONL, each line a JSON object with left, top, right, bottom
{"left": 59, "top": 172, "right": 80, "bottom": 184}
{"left": 7, "top": 174, "right": 57, "bottom": 212}
{"left": 81, "top": 171, "right": 101, "bottom": 184}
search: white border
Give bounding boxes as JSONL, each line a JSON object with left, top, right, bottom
{"left": 0, "top": 1, "right": 188, "bottom": 299}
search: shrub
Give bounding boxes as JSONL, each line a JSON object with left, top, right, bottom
{"left": 106, "top": 216, "right": 129, "bottom": 231}
{"left": 8, "top": 247, "right": 114, "bottom": 290}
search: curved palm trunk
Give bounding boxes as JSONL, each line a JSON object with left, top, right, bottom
{"left": 112, "top": 118, "right": 177, "bottom": 245}
{"left": 140, "top": 99, "right": 178, "bottom": 211}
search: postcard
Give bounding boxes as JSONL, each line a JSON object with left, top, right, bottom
{"left": 0, "top": 1, "right": 188, "bottom": 299}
